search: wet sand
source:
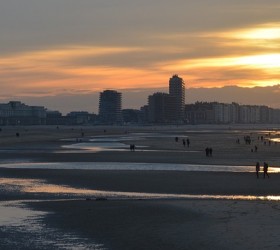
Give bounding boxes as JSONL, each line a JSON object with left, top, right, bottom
{"left": 0, "top": 125, "right": 279, "bottom": 166}
{"left": 29, "top": 199, "right": 280, "bottom": 250}
{"left": 1, "top": 125, "right": 280, "bottom": 249}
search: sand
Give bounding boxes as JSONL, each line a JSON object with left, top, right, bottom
{"left": 0, "top": 125, "right": 280, "bottom": 249}
{"left": 29, "top": 199, "right": 280, "bottom": 250}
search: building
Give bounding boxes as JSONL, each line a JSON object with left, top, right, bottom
{"left": 0, "top": 101, "right": 46, "bottom": 125}
{"left": 98, "top": 90, "right": 122, "bottom": 124}
{"left": 185, "top": 101, "right": 280, "bottom": 124}
{"left": 122, "top": 109, "right": 141, "bottom": 124}
{"left": 169, "top": 74, "right": 185, "bottom": 123}
{"left": 148, "top": 92, "right": 175, "bottom": 123}
{"left": 66, "top": 111, "right": 96, "bottom": 125}
{"left": 185, "top": 102, "right": 215, "bottom": 124}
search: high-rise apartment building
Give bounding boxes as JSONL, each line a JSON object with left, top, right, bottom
{"left": 169, "top": 74, "right": 185, "bottom": 122}
{"left": 148, "top": 92, "right": 175, "bottom": 123}
{"left": 98, "top": 90, "right": 122, "bottom": 124}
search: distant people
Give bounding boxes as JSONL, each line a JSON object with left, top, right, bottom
{"left": 175, "top": 137, "right": 179, "bottom": 142}
{"left": 244, "top": 136, "right": 251, "bottom": 145}
{"left": 182, "top": 139, "right": 186, "bottom": 147}
{"left": 255, "top": 162, "right": 260, "bottom": 178}
{"left": 254, "top": 145, "right": 258, "bottom": 152}
{"left": 16, "top": 132, "right": 20, "bottom": 137}
{"left": 186, "top": 138, "right": 190, "bottom": 147}
{"left": 209, "top": 148, "right": 213, "bottom": 157}
{"left": 263, "top": 162, "right": 269, "bottom": 179}
{"left": 205, "top": 147, "right": 209, "bottom": 157}
{"left": 130, "top": 144, "right": 135, "bottom": 151}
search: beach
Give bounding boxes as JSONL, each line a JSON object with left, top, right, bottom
{"left": 0, "top": 125, "right": 280, "bottom": 249}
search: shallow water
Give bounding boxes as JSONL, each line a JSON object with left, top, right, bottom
{"left": 1, "top": 177, "right": 280, "bottom": 202}
{"left": 1, "top": 161, "right": 280, "bottom": 173}
{"left": 0, "top": 201, "right": 104, "bottom": 250}
{"left": 270, "top": 138, "right": 280, "bottom": 143}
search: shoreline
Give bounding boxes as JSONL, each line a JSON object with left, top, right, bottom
{"left": 1, "top": 126, "right": 280, "bottom": 249}
{"left": 1, "top": 168, "right": 279, "bottom": 198}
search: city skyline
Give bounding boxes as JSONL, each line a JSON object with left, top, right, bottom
{"left": 0, "top": 0, "right": 279, "bottom": 107}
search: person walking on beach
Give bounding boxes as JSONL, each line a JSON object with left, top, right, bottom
{"left": 255, "top": 162, "right": 260, "bottom": 178}
{"left": 209, "top": 148, "right": 213, "bottom": 157}
{"left": 205, "top": 147, "right": 209, "bottom": 157}
{"left": 186, "top": 138, "right": 190, "bottom": 147}
{"left": 263, "top": 162, "right": 269, "bottom": 179}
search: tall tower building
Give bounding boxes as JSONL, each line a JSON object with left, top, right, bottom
{"left": 98, "top": 90, "right": 122, "bottom": 124}
{"left": 169, "top": 74, "right": 185, "bottom": 122}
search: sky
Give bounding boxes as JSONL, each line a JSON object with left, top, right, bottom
{"left": 0, "top": 0, "right": 280, "bottom": 112}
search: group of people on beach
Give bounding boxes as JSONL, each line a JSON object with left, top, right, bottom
{"left": 175, "top": 137, "right": 190, "bottom": 148}
{"left": 255, "top": 161, "right": 269, "bottom": 179}
{"left": 129, "top": 144, "right": 136, "bottom": 151}
{"left": 205, "top": 147, "right": 213, "bottom": 157}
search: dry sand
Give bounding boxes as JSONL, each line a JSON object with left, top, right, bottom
{"left": 0, "top": 125, "right": 280, "bottom": 249}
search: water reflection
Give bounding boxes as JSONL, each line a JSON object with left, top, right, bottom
{"left": 1, "top": 177, "right": 280, "bottom": 202}
{"left": 0, "top": 201, "right": 104, "bottom": 249}
{"left": 270, "top": 138, "right": 280, "bottom": 143}
{"left": 2, "top": 162, "right": 280, "bottom": 173}
{"left": 0, "top": 201, "right": 45, "bottom": 226}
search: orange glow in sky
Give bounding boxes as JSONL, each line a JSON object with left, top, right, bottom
{"left": 0, "top": 0, "right": 280, "bottom": 103}
{"left": 1, "top": 23, "right": 279, "bottom": 96}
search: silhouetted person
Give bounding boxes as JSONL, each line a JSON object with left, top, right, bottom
{"left": 16, "top": 132, "right": 20, "bottom": 137}
{"left": 186, "top": 138, "right": 190, "bottom": 147}
{"left": 175, "top": 137, "right": 179, "bottom": 142}
{"left": 205, "top": 147, "right": 209, "bottom": 157}
{"left": 182, "top": 139, "right": 186, "bottom": 147}
{"left": 254, "top": 145, "right": 258, "bottom": 152}
{"left": 255, "top": 162, "right": 260, "bottom": 178}
{"left": 130, "top": 144, "right": 135, "bottom": 151}
{"left": 209, "top": 148, "right": 213, "bottom": 157}
{"left": 263, "top": 162, "right": 269, "bottom": 179}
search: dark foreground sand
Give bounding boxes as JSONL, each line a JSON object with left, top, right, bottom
{"left": 29, "top": 199, "right": 280, "bottom": 250}
{"left": 1, "top": 125, "right": 280, "bottom": 249}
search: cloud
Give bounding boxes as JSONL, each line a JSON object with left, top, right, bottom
{"left": 0, "top": 1, "right": 280, "bottom": 97}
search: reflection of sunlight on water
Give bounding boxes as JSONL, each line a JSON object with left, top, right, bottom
{"left": 1, "top": 178, "right": 280, "bottom": 202}
{"left": 21, "top": 186, "right": 280, "bottom": 201}
{"left": 61, "top": 142, "right": 152, "bottom": 153}
{"left": 2, "top": 162, "right": 280, "bottom": 173}
{"left": 0, "top": 201, "right": 104, "bottom": 249}
{"left": 270, "top": 138, "right": 280, "bottom": 143}
{"left": 0, "top": 201, "right": 45, "bottom": 226}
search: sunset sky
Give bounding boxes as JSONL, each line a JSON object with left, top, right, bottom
{"left": 0, "top": 0, "right": 279, "bottom": 111}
